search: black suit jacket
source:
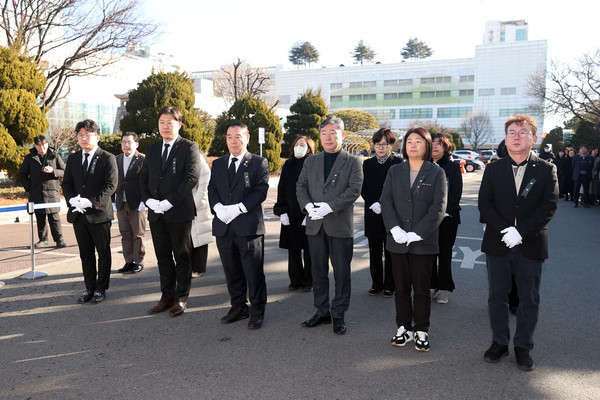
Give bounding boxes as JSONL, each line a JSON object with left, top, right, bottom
{"left": 478, "top": 153, "right": 558, "bottom": 260}
{"left": 140, "top": 136, "right": 201, "bottom": 223}
{"left": 208, "top": 152, "right": 269, "bottom": 237}
{"left": 113, "top": 151, "right": 145, "bottom": 211}
{"left": 62, "top": 147, "right": 118, "bottom": 224}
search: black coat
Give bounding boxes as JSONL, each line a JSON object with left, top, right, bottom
{"left": 18, "top": 147, "right": 65, "bottom": 214}
{"left": 435, "top": 153, "right": 463, "bottom": 227}
{"left": 273, "top": 156, "right": 309, "bottom": 250}
{"left": 553, "top": 156, "right": 567, "bottom": 178}
{"left": 361, "top": 154, "right": 402, "bottom": 239}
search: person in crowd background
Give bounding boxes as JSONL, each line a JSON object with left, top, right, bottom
{"left": 430, "top": 132, "right": 462, "bottom": 304}
{"left": 553, "top": 150, "right": 567, "bottom": 199}
{"left": 589, "top": 147, "right": 599, "bottom": 205}
{"left": 572, "top": 144, "right": 593, "bottom": 208}
{"left": 381, "top": 127, "right": 447, "bottom": 352}
{"left": 273, "top": 135, "right": 315, "bottom": 292}
{"left": 539, "top": 144, "right": 554, "bottom": 161}
{"left": 361, "top": 128, "right": 401, "bottom": 298}
{"left": 592, "top": 150, "right": 600, "bottom": 206}
{"left": 18, "top": 135, "right": 67, "bottom": 249}
{"left": 190, "top": 153, "right": 213, "bottom": 279}
{"left": 563, "top": 149, "right": 575, "bottom": 201}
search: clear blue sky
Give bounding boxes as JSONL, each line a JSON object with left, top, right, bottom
{"left": 143, "top": 0, "right": 598, "bottom": 129}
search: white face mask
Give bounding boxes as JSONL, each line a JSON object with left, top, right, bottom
{"left": 294, "top": 145, "right": 308, "bottom": 158}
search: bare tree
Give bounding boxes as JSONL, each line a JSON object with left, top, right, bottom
{"left": 461, "top": 112, "right": 493, "bottom": 149}
{"left": 1, "top": 0, "right": 159, "bottom": 109}
{"left": 47, "top": 125, "right": 77, "bottom": 153}
{"left": 528, "top": 50, "right": 600, "bottom": 126}
{"left": 213, "top": 58, "right": 278, "bottom": 108}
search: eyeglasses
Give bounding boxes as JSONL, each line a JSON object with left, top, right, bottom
{"left": 374, "top": 143, "right": 390, "bottom": 149}
{"left": 506, "top": 131, "right": 532, "bottom": 138}
{"left": 77, "top": 133, "right": 96, "bottom": 139}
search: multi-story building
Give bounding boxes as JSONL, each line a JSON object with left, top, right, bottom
{"left": 269, "top": 20, "right": 546, "bottom": 148}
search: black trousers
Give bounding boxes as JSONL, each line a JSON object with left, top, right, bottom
{"left": 573, "top": 175, "right": 590, "bottom": 205}
{"left": 367, "top": 237, "right": 394, "bottom": 291}
{"left": 431, "top": 220, "right": 457, "bottom": 291}
{"left": 192, "top": 244, "right": 208, "bottom": 274}
{"left": 149, "top": 218, "right": 193, "bottom": 302}
{"left": 391, "top": 252, "right": 434, "bottom": 332}
{"left": 35, "top": 211, "right": 64, "bottom": 242}
{"left": 72, "top": 218, "right": 111, "bottom": 293}
{"left": 288, "top": 248, "right": 312, "bottom": 288}
{"left": 216, "top": 226, "right": 266, "bottom": 316}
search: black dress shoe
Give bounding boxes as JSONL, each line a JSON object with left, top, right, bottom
{"left": 302, "top": 313, "right": 332, "bottom": 327}
{"left": 91, "top": 291, "right": 105, "bottom": 304}
{"left": 117, "top": 263, "right": 133, "bottom": 273}
{"left": 333, "top": 317, "right": 347, "bottom": 335}
{"left": 221, "top": 306, "right": 250, "bottom": 324}
{"left": 130, "top": 263, "right": 144, "bottom": 273}
{"left": 248, "top": 314, "right": 264, "bottom": 330}
{"left": 383, "top": 290, "right": 394, "bottom": 298}
{"left": 77, "top": 290, "right": 93, "bottom": 304}
{"left": 288, "top": 284, "right": 300, "bottom": 291}
{"left": 368, "top": 287, "right": 383, "bottom": 296}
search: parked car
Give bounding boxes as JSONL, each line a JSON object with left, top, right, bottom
{"left": 453, "top": 150, "right": 481, "bottom": 161}
{"left": 451, "top": 154, "right": 485, "bottom": 172}
{"left": 480, "top": 150, "right": 499, "bottom": 163}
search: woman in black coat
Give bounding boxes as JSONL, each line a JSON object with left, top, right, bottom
{"left": 361, "top": 128, "right": 402, "bottom": 297}
{"left": 553, "top": 150, "right": 567, "bottom": 198}
{"left": 430, "top": 133, "right": 462, "bottom": 304}
{"left": 273, "top": 136, "right": 315, "bottom": 291}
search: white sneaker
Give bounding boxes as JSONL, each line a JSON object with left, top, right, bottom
{"left": 436, "top": 290, "right": 448, "bottom": 304}
{"left": 191, "top": 272, "right": 204, "bottom": 279}
{"left": 414, "top": 331, "right": 430, "bottom": 352}
{"left": 391, "top": 326, "right": 414, "bottom": 347}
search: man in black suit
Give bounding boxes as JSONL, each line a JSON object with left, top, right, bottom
{"left": 140, "top": 106, "right": 200, "bottom": 318}
{"left": 62, "top": 120, "right": 118, "bottom": 304}
{"left": 112, "top": 133, "right": 146, "bottom": 274}
{"left": 479, "top": 114, "right": 558, "bottom": 371}
{"left": 208, "top": 122, "right": 269, "bottom": 330}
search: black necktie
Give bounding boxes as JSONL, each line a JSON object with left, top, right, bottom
{"left": 161, "top": 143, "right": 170, "bottom": 169}
{"left": 82, "top": 153, "right": 89, "bottom": 177}
{"left": 228, "top": 157, "right": 238, "bottom": 185}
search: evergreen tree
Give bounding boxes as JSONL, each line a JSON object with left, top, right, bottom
{"left": 401, "top": 38, "right": 434, "bottom": 61}
{"left": 209, "top": 95, "right": 283, "bottom": 172}
{"left": 541, "top": 126, "right": 565, "bottom": 150}
{"left": 351, "top": 40, "right": 376, "bottom": 65}
{"left": 119, "top": 70, "right": 211, "bottom": 151}
{"left": 0, "top": 46, "right": 48, "bottom": 177}
{"left": 571, "top": 118, "right": 600, "bottom": 149}
{"left": 330, "top": 109, "right": 379, "bottom": 132}
{"left": 283, "top": 88, "right": 328, "bottom": 155}
{"left": 288, "top": 41, "right": 319, "bottom": 68}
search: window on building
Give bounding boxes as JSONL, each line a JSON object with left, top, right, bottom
{"left": 499, "top": 108, "right": 532, "bottom": 117}
{"left": 398, "top": 108, "right": 433, "bottom": 119}
{"left": 384, "top": 80, "right": 398, "bottom": 87}
{"left": 459, "top": 89, "right": 474, "bottom": 96}
{"left": 479, "top": 88, "right": 495, "bottom": 96}
{"left": 349, "top": 94, "right": 363, "bottom": 101}
{"left": 363, "top": 81, "right": 376, "bottom": 87}
{"left": 516, "top": 28, "right": 526, "bottom": 41}
{"left": 330, "top": 95, "right": 343, "bottom": 103}
{"left": 421, "top": 77, "right": 436, "bottom": 85}
{"left": 437, "top": 107, "right": 473, "bottom": 118}
{"left": 398, "top": 92, "right": 413, "bottom": 99}
{"left": 398, "top": 78, "right": 413, "bottom": 85}
{"left": 460, "top": 75, "right": 475, "bottom": 82}
{"left": 330, "top": 82, "right": 342, "bottom": 90}
{"left": 436, "top": 90, "right": 451, "bottom": 97}
{"left": 363, "top": 94, "right": 376, "bottom": 101}
{"left": 421, "top": 91, "right": 435, "bottom": 98}
{"left": 436, "top": 76, "right": 451, "bottom": 84}
{"left": 384, "top": 93, "right": 398, "bottom": 100}
{"left": 369, "top": 109, "right": 396, "bottom": 120}
{"left": 501, "top": 87, "right": 517, "bottom": 95}
{"left": 349, "top": 82, "right": 362, "bottom": 88}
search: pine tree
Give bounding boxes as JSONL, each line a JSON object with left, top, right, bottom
{"left": 283, "top": 88, "right": 328, "bottom": 155}
{"left": 351, "top": 40, "right": 376, "bottom": 65}
{"left": 401, "top": 38, "right": 434, "bottom": 61}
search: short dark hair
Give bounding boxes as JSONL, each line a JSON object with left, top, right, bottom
{"left": 430, "top": 132, "right": 452, "bottom": 154}
{"left": 75, "top": 119, "right": 100, "bottom": 134}
{"left": 226, "top": 121, "right": 249, "bottom": 134}
{"left": 289, "top": 135, "right": 315, "bottom": 157}
{"left": 402, "top": 127, "right": 432, "bottom": 160}
{"left": 372, "top": 128, "right": 396, "bottom": 146}
{"left": 158, "top": 106, "right": 183, "bottom": 123}
{"left": 33, "top": 135, "right": 47, "bottom": 145}
{"left": 121, "top": 132, "right": 139, "bottom": 142}
{"left": 504, "top": 114, "right": 538, "bottom": 135}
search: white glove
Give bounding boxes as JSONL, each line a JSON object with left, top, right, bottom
{"left": 146, "top": 198, "right": 163, "bottom": 214}
{"left": 68, "top": 195, "right": 80, "bottom": 207}
{"left": 73, "top": 206, "right": 86, "bottom": 214}
{"left": 78, "top": 197, "right": 92, "bottom": 209}
{"left": 223, "top": 204, "right": 242, "bottom": 221}
{"left": 280, "top": 213, "right": 290, "bottom": 226}
{"left": 311, "top": 202, "right": 333, "bottom": 218}
{"left": 112, "top": 202, "right": 117, "bottom": 212}
{"left": 138, "top": 201, "right": 147, "bottom": 212}
{"left": 406, "top": 232, "right": 423, "bottom": 245}
{"left": 444, "top": 212, "right": 450, "bottom": 218}
{"left": 302, "top": 216, "right": 307, "bottom": 226}
{"left": 500, "top": 226, "right": 522, "bottom": 248}
{"left": 213, "top": 203, "right": 232, "bottom": 224}
{"left": 390, "top": 226, "right": 408, "bottom": 244}
{"left": 305, "top": 203, "right": 323, "bottom": 220}
{"left": 158, "top": 199, "right": 173, "bottom": 213}
{"left": 369, "top": 202, "right": 382, "bottom": 214}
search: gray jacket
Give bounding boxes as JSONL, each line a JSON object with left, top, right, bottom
{"left": 296, "top": 150, "right": 363, "bottom": 238}
{"left": 381, "top": 161, "right": 447, "bottom": 254}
